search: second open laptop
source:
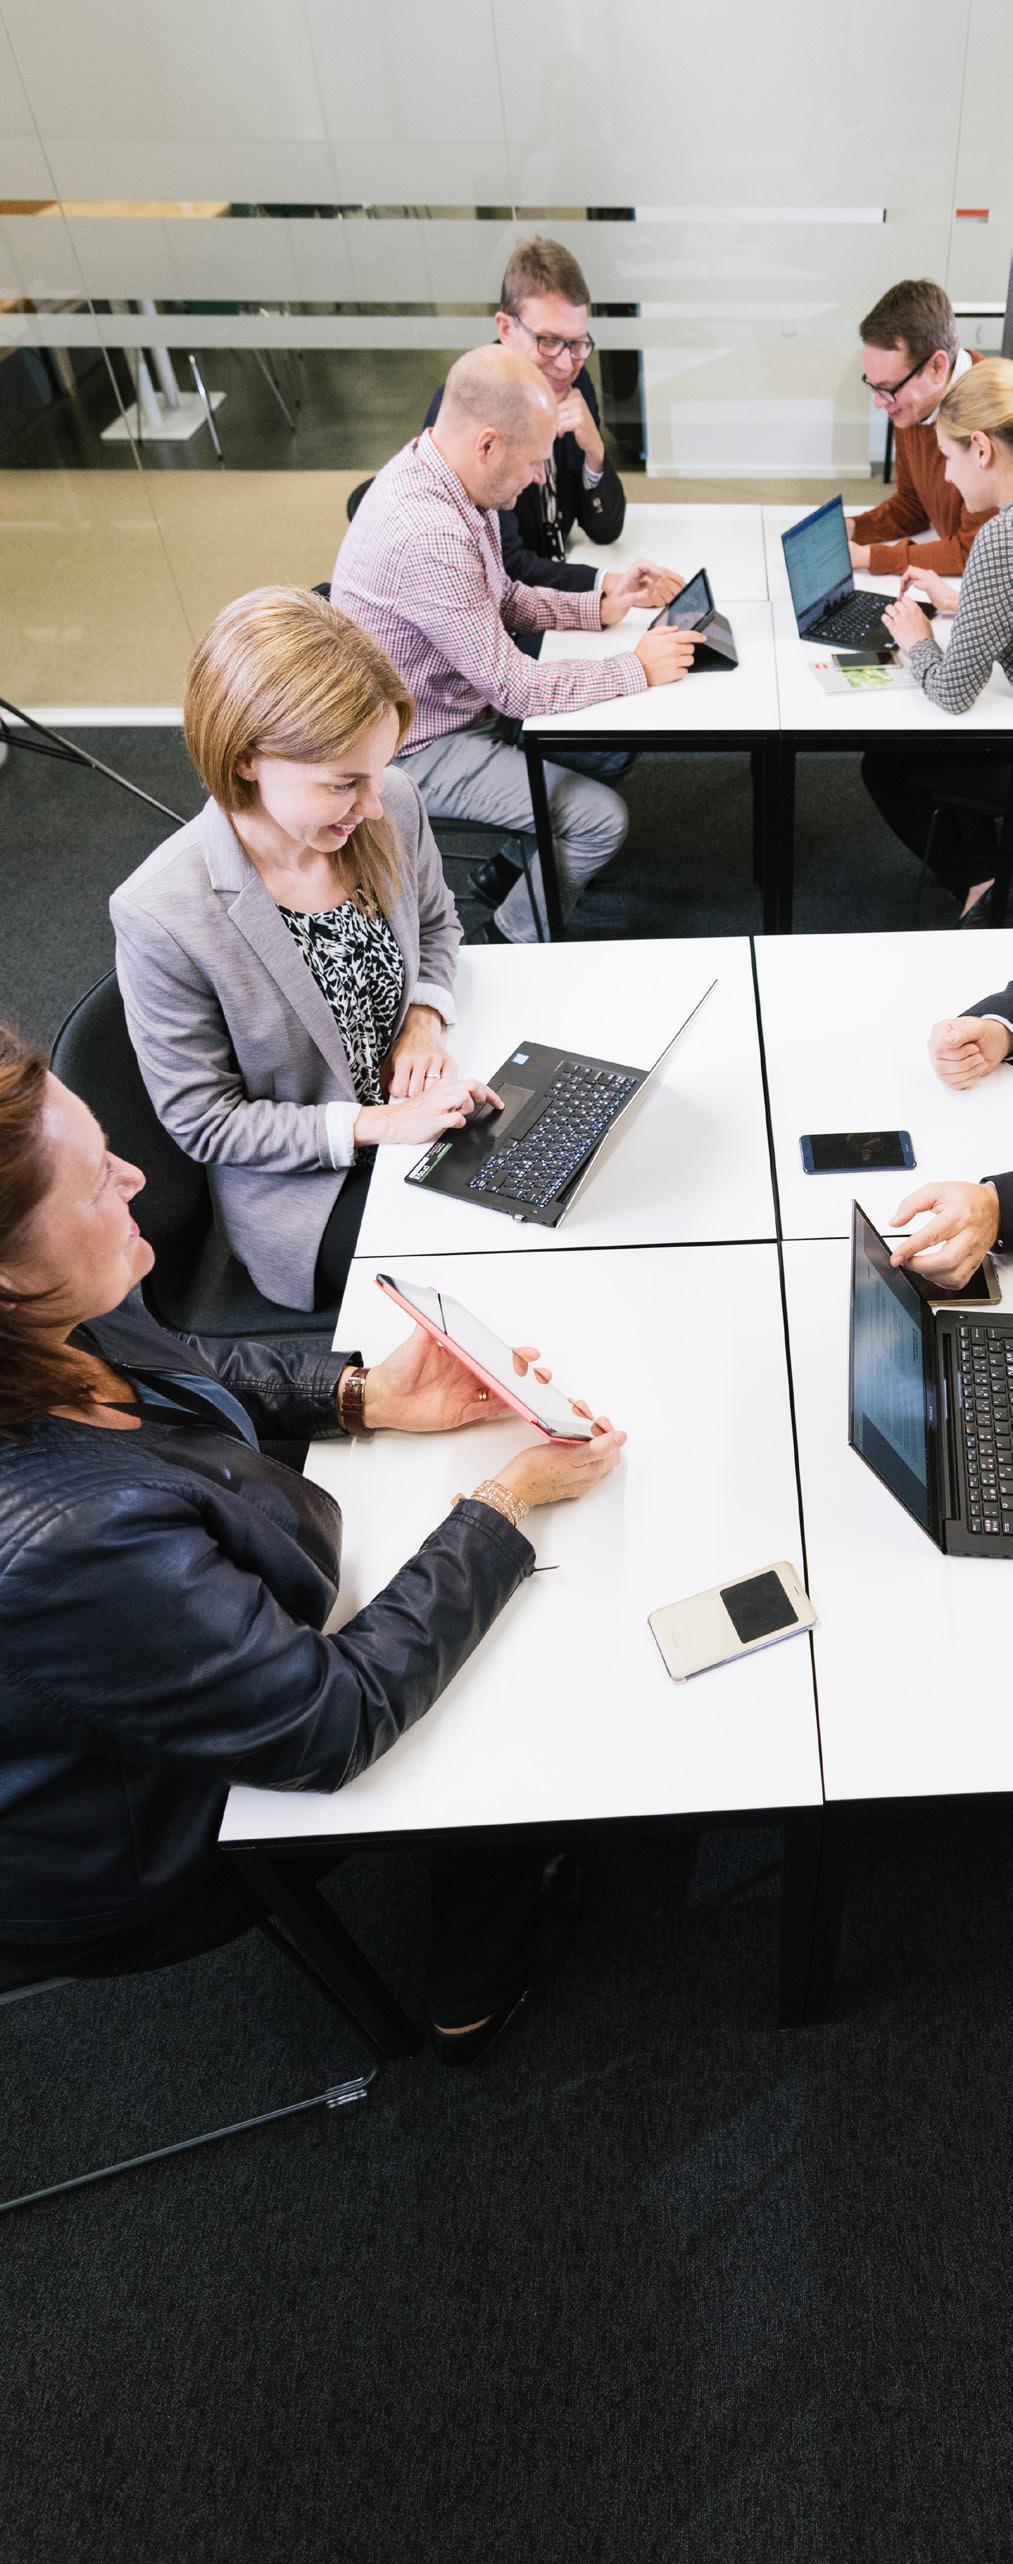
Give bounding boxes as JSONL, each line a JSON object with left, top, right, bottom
{"left": 849, "top": 1201, "right": 1013, "bottom": 1557}
{"left": 782, "top": 497, "right": 928, "bottom": 652}
{"left": 406, "top": 981, "right": 717, "bottom": 1228}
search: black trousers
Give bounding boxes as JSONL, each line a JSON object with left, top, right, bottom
{"left": 0, "top": 1841, "right": 552, "bottom": 2028}
{"left": 862, "top": 745, "right": 1010, "bottom": 901}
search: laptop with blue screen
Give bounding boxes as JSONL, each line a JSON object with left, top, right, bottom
{"left": 782, "top": 497, "right": 929, "bottom": 652}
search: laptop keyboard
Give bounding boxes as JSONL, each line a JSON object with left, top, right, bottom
{"left": 822, "top": 594, "right": 885, "bottom": 645}
{"left": 958, "top": 1323, "right": 1013, "bottom": 1535}
{"left": 468, "top": 1061, "right": 637, "bottom": 1212}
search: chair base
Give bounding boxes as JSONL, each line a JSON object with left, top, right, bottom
{"left": 0, "top": 2070, "right": 374, "bottom": 2218}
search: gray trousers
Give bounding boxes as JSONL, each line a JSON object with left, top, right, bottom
{"left": 401, "top": 712, "right": 629, "bottom": 942}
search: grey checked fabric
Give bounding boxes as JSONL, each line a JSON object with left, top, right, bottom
{"left": 907, "top": 501, "right": 1013, "bottom": 712}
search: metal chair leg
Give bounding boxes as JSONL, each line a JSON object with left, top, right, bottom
{"left": 253, "top": 348, "right": 297, "bottom": 434}
{"left": 188, "top": 353, "right": 224, "bottom": 461}
{"left": 0, "top": 2069, "right": 374, "bottom": 2218}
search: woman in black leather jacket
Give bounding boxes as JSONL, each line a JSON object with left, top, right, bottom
{"left": 0, "top": 1028, "right": 623, "bottom": 2056}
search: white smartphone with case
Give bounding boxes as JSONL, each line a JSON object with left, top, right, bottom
{"left": 648, "top": 1561, "right": 817, "bottom": 1681}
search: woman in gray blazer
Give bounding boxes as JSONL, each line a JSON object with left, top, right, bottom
{"left": 112, "top": 589, "right": 498, "bottom": 1311}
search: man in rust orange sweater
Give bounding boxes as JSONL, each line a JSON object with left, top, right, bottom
{"left": 846, "top": 278, "right": 995, "bottom": 576}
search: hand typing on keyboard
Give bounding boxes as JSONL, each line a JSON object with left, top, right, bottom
{"left": 354, "top": 1073, "right": 503, "bottom": 1150}
{"left": 469, "top": 1062, "right": 637, "bottom": 1211}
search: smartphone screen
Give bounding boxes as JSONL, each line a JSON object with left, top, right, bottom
{"left": 720, "top": 1570, "right": 798, "bottom": 1643}
{"left": 376, "top": 1274, "right": 593, "bottom": 1437}
{"left": 802, "top": 1130, "right": 913, "bottom": 1174}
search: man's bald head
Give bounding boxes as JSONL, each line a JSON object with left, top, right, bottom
{"left": 440, "top": 343, "right": 555, "bottom": 443}
{"left": 430, "top": 344, "right": 557, "bottom": 512}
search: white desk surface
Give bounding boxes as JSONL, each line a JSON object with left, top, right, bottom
{"left": 756, "top": 929, "right": 1013, "bottom": 1242}
{"left": 524, "top": 599, "right": 779, "bottom": 739}
{"left": 221, "top": 1244, "right": 821, "bottom": 1848}
{"left": 353, "top": 939, "right": 776, "bottom": 1261}
{"left": 567, "top": 501, "right": 768, "bottom": 603}
{"left": 771, "top": 593, "right": 1013, "bottom": 736}
{"left": 784, "top": 1238, "right": 1013, "bottom": 1803}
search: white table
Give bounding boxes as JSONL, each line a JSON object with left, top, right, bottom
{"left": 354, "top": 938, "right": 776, "bottom": 1261}
{"left": 785, "top": 1237, "right": 1013, "bottom": 1808}
{"left": 770, "top": 593, "right": 1013, "bottom": 739}
{"left": 756, "top": 928, "right": 1013, "bottom": 1242}
{"left": 522, "top": 601, "right": 782, "bottom": 935}
{"left": 567, "top": 500, "right": 768, "bottom": 603}
{"left": 223, "top": 1243, "right": 824, "bottom": 2035}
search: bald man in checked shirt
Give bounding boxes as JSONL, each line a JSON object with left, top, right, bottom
{"left": 331, "top": 346, "right": 694, "bottom": 943}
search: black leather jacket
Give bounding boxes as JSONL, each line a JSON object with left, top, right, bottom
{"left": 0, "top": 1299, "right": 533, "bottom": 1945}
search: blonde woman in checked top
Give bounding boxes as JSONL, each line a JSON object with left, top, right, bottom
{"left": 861, "top": 357, "right": 1013, "bottom": 927}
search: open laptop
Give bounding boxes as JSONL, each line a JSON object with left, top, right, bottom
{"left": 648, "top": 567, "right": 738, "bottom": 670}
{"left": 849, "top": 1201, "right": 1013, "bottom": 1556}
{"left": 782, "top": 497, "right": 929, "bottom": 652}
{"left": 406, "top": 981, "right": 717, "bottom": 1228}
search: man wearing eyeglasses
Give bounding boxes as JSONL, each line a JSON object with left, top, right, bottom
{"left": 424, "top": 236, "right": 627, "bottom": 595}
{"left": 846, "top": 279, "right": 993, "bottom": 576}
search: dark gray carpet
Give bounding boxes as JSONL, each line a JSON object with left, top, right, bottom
{"left": 1, "top": 732, "right": 1006, "bottom": 2564}
{"left": 0, "top": 726, "right": 959, "bottom": 1049}
{"left": 3, "top": 1807, "right": 1013, "bottom": 2564}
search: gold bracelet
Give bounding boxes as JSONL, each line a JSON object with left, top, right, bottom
{"left": 467, "top": 1476, "right": 530, "bottom": 1531}
{"left": 338, "top": 1364, "right": 372, "bottom": 1436}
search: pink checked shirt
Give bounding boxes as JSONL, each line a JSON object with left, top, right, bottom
{"left": 330, "top": 430, "right": 648, "bottom": 752}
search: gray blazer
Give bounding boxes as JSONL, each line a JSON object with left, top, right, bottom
{"left": 111, "top": 766, "right": 461, "bottom": 1311}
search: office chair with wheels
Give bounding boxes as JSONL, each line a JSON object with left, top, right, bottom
{"left": 51, "top": 974, "right": 340, "bottom": 1339}
{"left": 0, "top": 1933, "right": 374, "bottom": 2219}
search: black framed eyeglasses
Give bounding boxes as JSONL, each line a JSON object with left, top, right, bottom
{"left": 512, "top": 315, "right": 595, "bottom": 363}
{"left": 860, "top": 356, "right": 927, "bottom": 405}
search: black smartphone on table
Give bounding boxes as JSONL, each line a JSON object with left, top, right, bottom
{"left": 799, "top": 1129, "right": 915, "bottom": 1175}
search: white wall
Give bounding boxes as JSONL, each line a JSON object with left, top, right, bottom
{"left": 1, "top": 0, "right": 1011, "bottom": 473}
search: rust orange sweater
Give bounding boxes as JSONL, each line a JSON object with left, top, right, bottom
{"left": 851, "top": 349, "right": 996, "bottom": 574}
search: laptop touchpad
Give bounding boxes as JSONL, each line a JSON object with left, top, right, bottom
{"left": 474, "top": 1081, "right": 534, "bottom": 1138}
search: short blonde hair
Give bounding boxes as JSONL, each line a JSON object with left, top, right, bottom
{"left": 938, "top": 355, "right": 1013, "bottom": 454}
{"left": 183, "top": 587, "right": 413, "bottom": 912}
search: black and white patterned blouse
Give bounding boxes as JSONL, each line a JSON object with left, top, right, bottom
{"left": 907, "top": 501, "right": 1013, "bottom": 712}
{"left": 277, "top": 891, "right": 405, "bottom": 1104}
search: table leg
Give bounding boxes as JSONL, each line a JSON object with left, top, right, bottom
{"left": 229, "top": 1849, "right": 423, "bottom": 2060}
{"left": 778, "top": 1808, "right": 822, "bottom": 2026}
{"left": 522, "top": 736, "right": 566, "bottom": 941}
{"left": 804, "top": 1807, "right": 853, "bottom": 2025}
{"left": 759, "top": 738, "right": 796, "bottom": 934}
{"left": 751, "top": 746, "right": 765, "bottom": 888}
{"left": 758, "top": 737, "right": 787, "bottom": 934}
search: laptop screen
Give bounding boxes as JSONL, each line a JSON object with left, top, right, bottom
{"left": 782, "top": 498, "right": 853, "bottom": 631}
{"left": 849, "top": 1204, "right": 932, "bottom": 1532}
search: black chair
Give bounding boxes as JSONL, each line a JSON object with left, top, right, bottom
{"left": 922, "top": 754, "right": 1013, "bottom": 926}
{"left": 0, "top": 1939, "right": 373, "bottom": 2218}
{"left": 51, "top": 973, "right": 340, "bottom": 1339}
{"left": 431, "top": 817, "right": 545, "bottom": 941}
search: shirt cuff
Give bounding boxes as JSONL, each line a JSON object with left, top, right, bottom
{"left": 593, "top": 567, "right": 605, "bottom": 595}
{"left": 324, "top": 1101, "right": 359, "bottom": 1169}
{"left": 411, "top": 979, "right": 456, "bottom": 1025}
{"left": 981, "top": 1014, "right": 1013, "bottom": 1037}
{"left": 582, "top": 460, "right": 604, "bottom": 488}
